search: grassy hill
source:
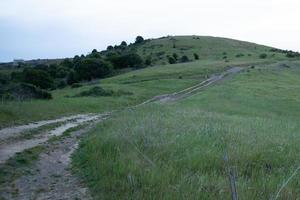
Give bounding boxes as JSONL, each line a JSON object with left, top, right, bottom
{"left": 133, "top": 35, "right": 282, "bottom": 65}
{"left": 1, "top": 35, "right": 300, "bottom": 199}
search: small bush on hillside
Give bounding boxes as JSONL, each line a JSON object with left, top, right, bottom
{"left": 145, "top": 56, "right": 152, "bottom": 66}
{"left": 75, "top": 86, "right": 114, "bottom": 97}
{"left": 168, "top": 56, "right": 176, "bottom": 64}
{"left": 0, "top": 83, "right": 52, "bottom": 101}
{"left": 193, "top": 53, "right": 199, "bottom": 60}
{"left": 259, "top": 53, "right": 267, "bottom": 59}
{"left": 286, "top": 51, "right": 300, "bottom": 58}
{"left": 172, "top": 53, "right": 178, "bottom": 61}
{"left": 236, "top": 53, "right": 245, "bottom": 58}
{"left": 73, "top": 86, "right": 133, "bottom": 97}
{"left": 108, "top": 53, "right": 143, "bottom": 69}
{"left": 180, "top": 55, "right": 189, "bottom": 63}
{"left": 71, "top": 83, "right": 83, "bottom": 88}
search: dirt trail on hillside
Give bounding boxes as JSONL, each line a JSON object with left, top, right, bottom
{"left": 0, "top": 122, "right": 104, "bottom": 200}
{"left": 0, "top": 114, "right": 108, "bottom": 164}
{"left": 0, "top": 66, "right": 243, "bottom": 200}
{"left": 139, "top": 66, "right": 243, "bottom": 105}
{"left": 0, "top": 114, "right": 94, "bottom": 141}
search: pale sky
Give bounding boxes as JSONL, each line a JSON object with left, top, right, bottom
{"left": 1, "top": 0, "right": 300, "bottom": 62}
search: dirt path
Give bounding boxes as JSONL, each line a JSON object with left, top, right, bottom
{"left": 0, "top": 114, "right": 109, "bottom": 164}
{"left": 139, "top": 66, "right": 243, "bottom": 104}
{"left": 0, "top": 123, "right": 102, "bottom": 200}
{"left": 0, "top": 66, "right": 244, "bottom": 200}
{"left": 0, "top": 114, "right": 94, "bottom": 141}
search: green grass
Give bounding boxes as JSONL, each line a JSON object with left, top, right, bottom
{"left": 135, "top": 35, "right": 286, "bottom": 65}
{"left": 0, "top": 58, "right": 277, "bottom": 128}
{"left": 73, "top": 61, "right": 300, "bottom": 199}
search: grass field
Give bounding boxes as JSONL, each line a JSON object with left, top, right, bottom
{"left": 73, "top": 61, "right": 300, "bottom": 199}
{"left": 0, "top": 57, "right": 279, "bottom": 128}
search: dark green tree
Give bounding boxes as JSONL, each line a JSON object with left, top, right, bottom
{"left": 22, "top": 69, "right": 54, "bottom": 89}
{"left": 135, "top": 36, "right": 144, "bottom": 44}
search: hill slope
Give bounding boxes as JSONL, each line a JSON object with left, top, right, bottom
{"left": 132, "top": 35, "right": 275, "bottom": 65}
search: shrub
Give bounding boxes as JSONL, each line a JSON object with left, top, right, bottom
{"left": 180, "top": 55, "right": 189, "bottom": 63}
{"left": 286, "top": 51, "right": 300, "bottom": 58}
{"left": 71, "top": 83, "right": 83, "bottom": 88}
{"left": 145, "top": 56, "right": 152, "bottom": 66}
{"left": 75, "top": 86, "right": 114, "bottom": 97}
{"left": 259, "top": 53, "right": 267, "bottom": 59}
{"left": 0, "top": 83, "right": 52, "bottom": 101}
{"left": 193, "top": 53, "right": 199, "bottom": 60}
{"left": 173, "top": 53, "right": 178, "bottom": 61}
{"left": 236, "top": 53, "right": 245, "bottom": 58}
{"left": 22, "top": 68, "right": 54, "bottom": 89}
{"left": 168, "top": 56, "right": 176, "bottom": 64}
{"left": 108, "top": 53, "right": 143, "bottom": 69}
{"left": 74, "top": 58, "right": 113, "bottom": 81}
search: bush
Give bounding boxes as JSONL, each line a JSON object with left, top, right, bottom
{"left": 193, "top": 53, "right": 199, "bottom": 60}
{"left": 108, "top": 53, "right": 143, "bottom": 69}
{"left": 145, "top": 57, "right": 152, "bottom": 66}
{"left": 0, "top": 83, "right": 52, "bottom": 101}
{"left": 74, "top": 58, "right": 113, "bottom": 81}
{"left": 22, "top": 68, "right": 54, "bottom": 89}
{"left": 173, "top": 53, "right": 178, "bottom": 61}
{"left": 0, "top": 73, "right": 9, "bottom": 84}
{"left": 73, "top": 86, "right": 133, "bottom": 97}
{"left": 75, "top": 86, "right": 114, "bottom": 97}
{"left": 286, "top": 51, "right": 300, "bottom": 58}
{"left": 236, "top": 53, "right": 245, "bottom": 58}
{"left": 168, "top": 56, "right": 176, "bottom": 64}
{"left": 71, "top": 83, "right": 83, "bottom": 88}
{"left": 259, "top": 53, "right": 267, "bottom": 59}
{"left": 180, "top": 55, "right": 189, "bottom": 63}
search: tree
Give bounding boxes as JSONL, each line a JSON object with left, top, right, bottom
{"left": 193, "top": 53, "right": 199, "bottom": 60}
{"left": 61, "top": 58, "right": 73, "bottom": 68}
{"left": 107, "top": 53, "right": 143, "bottom": 69}
{"left": 107, "top": 45, "right": 114, "bottom": 51}
{"left": 73, "top": 55, "right": 81, "bottom": 64}
{"left": 121, "top": 41, "right": 127, "bottom": 46}
{"left": 22, "top": 69, "right": 54, "bottom": 89}
{"left": 135, "top": 36, "right": 144, "bottom": 44}
{"left": 92, "top": 49, "right": 98, "bottom": 53}
{"left": 74, "top": 58, "right": 113, "bottom": 81}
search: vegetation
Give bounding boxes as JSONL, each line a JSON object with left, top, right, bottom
{"left": 73, "top": 62, "right": 300, "bottom": 199}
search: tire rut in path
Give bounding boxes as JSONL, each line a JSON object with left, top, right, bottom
{"left": 0, "top": 121, "right": 106, "bottom": 200}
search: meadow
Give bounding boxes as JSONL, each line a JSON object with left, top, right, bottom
{"left": 0, "top": 58, "right": 275, "bottom": 128}
{"left": 73, "top": 61, "right": 300, "bottom": 199}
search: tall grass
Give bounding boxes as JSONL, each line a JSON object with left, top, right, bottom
{"left": 73, "top": 63, "right": 300, "bottom": 199}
